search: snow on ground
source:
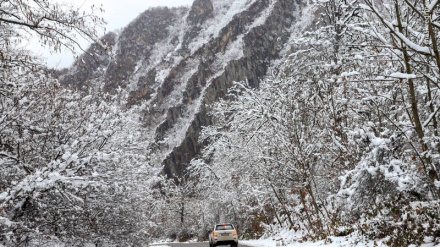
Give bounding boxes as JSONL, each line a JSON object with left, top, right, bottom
{"left": 241, "top": 235, "right": 440, "bottom": 247}
{"left": 241, "top": 238, "right": 378, "bottom": 247}
{"left": 151, "top": 233, "right": 440, "bottom": 247}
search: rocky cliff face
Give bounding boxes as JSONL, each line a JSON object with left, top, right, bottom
{"left": 61, "top": 0, "right": 306, "bottom": 177}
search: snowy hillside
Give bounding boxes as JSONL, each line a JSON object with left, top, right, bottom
{"left": 61, "top": 0, "right": 302, "bottom": 178}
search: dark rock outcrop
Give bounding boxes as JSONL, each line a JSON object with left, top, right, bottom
{"left": 161, "top": 0, "right": 300, "bottom": 177}
{"left": 187, "top": 0, "right": 213, "bottom": 25}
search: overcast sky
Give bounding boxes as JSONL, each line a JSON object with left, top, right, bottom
{"left": 32, "top": 0, "right": 194, "bottom": 68}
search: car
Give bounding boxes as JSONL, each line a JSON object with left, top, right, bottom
{"left": 208, "top": 223, "right": 238, "bottom": 247}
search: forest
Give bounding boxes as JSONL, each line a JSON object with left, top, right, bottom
{"left": 1, "top": 0, "right": 440, "bottom": 246}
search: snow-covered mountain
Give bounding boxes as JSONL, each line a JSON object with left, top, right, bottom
{"left": 61, "top": 0, "right": 305, "bottom": 177}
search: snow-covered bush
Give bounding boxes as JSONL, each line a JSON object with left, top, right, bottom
{"left": 359, "top": 195, "right": 440, "bottom": 246}
{"left": 0, "top": 70, "right": 158, "bottom": 244}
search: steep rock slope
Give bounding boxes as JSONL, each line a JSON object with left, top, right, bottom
{"left": 61, "top": 0, "right": 305, "bottom": 177}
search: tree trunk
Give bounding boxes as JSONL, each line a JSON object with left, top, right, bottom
{"left": 395, "top": 1, "right": 439, "bottom": 197}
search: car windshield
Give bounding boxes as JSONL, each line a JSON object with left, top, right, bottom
{"left": 215, "top": 224, "right": 234, "bottom": 230}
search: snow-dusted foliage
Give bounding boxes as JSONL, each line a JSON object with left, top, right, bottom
{"left": 0, "top": 0, "right": 106, "bottom": 56}
{"left": 0, "top": 69, "right": 159, "bottom": 244}
{"left": 0, "top": 1, "right": 161, "bottom": 245}
{"left": 189, "top": 0, "right": 440, "bottom": 245}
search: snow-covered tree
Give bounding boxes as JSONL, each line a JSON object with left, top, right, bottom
{"left": 187, "top": 0, "right": 440, "bottom": 244}
{"left": 0, "top": 1, "right": 163, "bottom": 245}
{"left": 0, "top": 75, "right": 158, "bottom": 244}
{"left": 0, "top": 0, "right": 106, "bottom": 60}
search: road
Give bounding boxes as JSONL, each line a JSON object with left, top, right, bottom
{"left": 151, "top": 242, "right": 253, "bottom": 247}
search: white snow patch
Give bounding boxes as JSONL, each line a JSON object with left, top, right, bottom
{"left": 247, "top": 0, "right": 277, "bottom": 29}
{"left": 0, "top": 192, "right": 8, "bottom": 201}
{"left": 188, "top": 0, "right": 257, "bottom": 54}
{"left": 383, "top": 20, "right": 431, "bottom": 54}
{"left": 341, "top": 71, "right": 360, "bottom": 77}
{"left": 389, "top": 72, "right": 417, "bottom": 79}
{"left": 0, "top": 217, "right": 14, "bottom": 227}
